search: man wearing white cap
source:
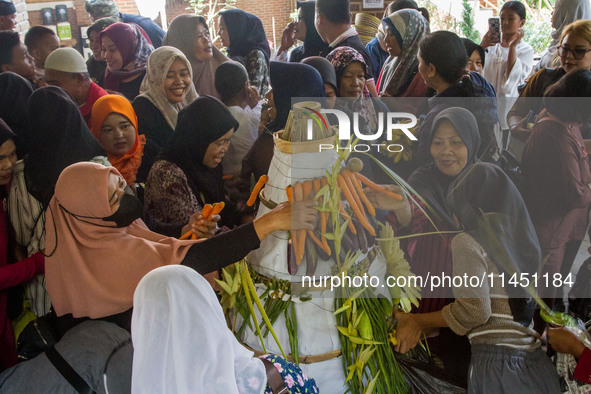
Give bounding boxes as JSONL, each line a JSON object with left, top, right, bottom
{"left": 44, "top": 47, "right": 108, "bottom": 127}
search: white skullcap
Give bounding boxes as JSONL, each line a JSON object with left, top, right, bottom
{"left": 45, "top": 48, "right": 88, "bottom": 73}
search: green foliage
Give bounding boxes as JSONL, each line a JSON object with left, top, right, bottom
{"left": 460, "top": 0, "right": 480, "bottom": 43}
{"left": 523, "top": 11, "right": 553, "bottom": 54}
{"left": 186, "top": 0, "right": 237, "bottom": 42}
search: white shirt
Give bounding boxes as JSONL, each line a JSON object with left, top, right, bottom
{"left": 483, "top": 41, "right": 534, "bottom": 129}
{"left": 222, "top": 103, "right": 262, "bottom": 176}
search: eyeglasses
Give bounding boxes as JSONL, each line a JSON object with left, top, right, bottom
{"left": 558, "top": 46, "right": 591, "bottom": 60}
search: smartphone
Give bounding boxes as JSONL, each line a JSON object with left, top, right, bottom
{"left": 488, "top": 17, "right": 500, "bottom": 45}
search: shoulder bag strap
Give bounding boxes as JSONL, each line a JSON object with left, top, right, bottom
{"left": 259, "top": 357, "right": 289, "bottom": 394}
{"left": 45, "top": 346, "right": 96, "bottom": 394}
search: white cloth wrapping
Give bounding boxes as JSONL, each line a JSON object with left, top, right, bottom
{"left": 245, "top": 143, "right": 389, "bottom": 393}
{"left": 131, "top": 265, "right": 267, "bottom": 394}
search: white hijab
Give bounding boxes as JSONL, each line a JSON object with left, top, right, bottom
{"left": 137, "top": 46, "right": 198, "bottom": 130}
{"left": 131, "top": 265, "right": 267, "bottom": 394}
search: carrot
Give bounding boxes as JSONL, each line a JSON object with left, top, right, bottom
{"left": 313, "top": 178, "right": 330, "bottom": 254}
{"left": 347, "top": 170, "right": 376, "bottom": 216}
{"left": 341, "top": 170, "right": 366, "bottom": 221}
{"left": 354, "top": 172, "right": 404, "bottom": 201}
{"left": 307, "top": 230, "right": 329, "bottom": 255}
{"left": 201, "top": 204, "right": 213, "bottom": 220}
{"left": 302, "top": 180, "right": 313, "bottom": 201}
{"left": 247, "top": 175, "right": 268, "bottom": 206}
{"left": 339, "top": 201, "right": 357, "bottom": 235}
{"left": 338, "top": 173, "right": 375, "bottom": 236}
{"left": 293, "top": 182, "right": 306, "bottom": 265}
{"left": 179, "top": 230, "right": 193, "bottom": 240}
{"left": 286, "top": 185, "right": 293, "bottom": 203}
{"left": 191, "top": 233, "right": 197, "bottom": 240}
{"left": 209, "top": 202, "right": 225, "bottom": 218}
{"left": 222, "top": 174, "right": 233, "bottom": 181}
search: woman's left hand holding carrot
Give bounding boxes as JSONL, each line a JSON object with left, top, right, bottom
{"left": 182, "top": 212, "right": 221, "bottom": 240}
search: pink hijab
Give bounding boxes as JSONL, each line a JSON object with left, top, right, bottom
{"left": 45, "top": 162, "right": 195, "bottom": 319}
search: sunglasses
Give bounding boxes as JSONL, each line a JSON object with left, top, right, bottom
{"left": 558, "top": 46, "right": 591, "bottom": 60}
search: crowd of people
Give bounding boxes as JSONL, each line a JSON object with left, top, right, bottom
{"left": 0, "top": 0, "right": 590, "bottom": 391}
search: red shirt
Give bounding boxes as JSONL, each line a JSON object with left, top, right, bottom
{"left": 80, "top": 82, "right": 108, "bottom": 129}
{"left": 575, "top": 347, "right": 591, "bottom": 384}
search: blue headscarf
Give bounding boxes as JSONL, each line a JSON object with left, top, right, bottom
{"left": 219, "top": 9, "right": 271, "bottom": 62}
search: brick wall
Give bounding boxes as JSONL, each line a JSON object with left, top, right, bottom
{"left": 163, "top": 0, "right": 387, "bottom": 51}
{"left": 14, "top": 0, "right": 29, "bottom": 33}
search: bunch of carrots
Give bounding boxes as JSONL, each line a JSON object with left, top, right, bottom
{"left": 244, "top": 164, "right": 403, "bottom": 275}
{"left": 286, "top": 166, "right": 403, "bottom": 275}
{"left": 179, "top": 202, "right": 225, "bottom": 240}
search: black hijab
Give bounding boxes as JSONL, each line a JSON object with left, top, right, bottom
{"left": 0, "top": 118, "right": 15, "bottom": 144}
{"left": 446, "top": 162, "right": 540, "bottom": 322}
{"left": 23, "top": 86, "right": 105, "bottom": 207}
{"left": 0, "top": 71, "right": 34, "bottom": 156}
{"left": 159, "top": 96, "right": 239, "bottom": 206}
{"left": 408, "top": 107, "right": 481, "bottom": 228}
{"left": 267, "top": 61, "right": 326, "bottom": 133}
{"left": 289, "top": 1, "right": 329, "bottom": 62}
{"left": 301, "top": 56, "right": 338, "bottom": 93}
{"left": 462, "top": 38, "right": 485, "bottom": 67}
{"left": 220, "top": 9, "right": 271, "bottom": 62}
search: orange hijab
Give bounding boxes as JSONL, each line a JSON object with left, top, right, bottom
{"left": 91, "top": 94, "right": 146, "bottom": 185}
{"left": 45, "top": 162, "right": 196, "bottom": 319}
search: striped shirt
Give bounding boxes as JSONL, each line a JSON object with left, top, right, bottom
{"left": 442, "top": 232, "right": 540, "bottom": 350}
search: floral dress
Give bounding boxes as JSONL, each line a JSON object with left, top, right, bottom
{"left": 237, "top": 354, "right": 318, "bottom": 393}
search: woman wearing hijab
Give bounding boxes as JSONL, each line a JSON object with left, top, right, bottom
{"left": 326, "top": 46, "right": 387, "bottom": 129}
{"left": 394, "top": 163, "right": 560, "bottom": 393}
{"left": 144, "top": 96, "right": 243, "bottom": 228}
{"left": 378, "top": 9, "right": 429, "bottom": 98}
{"left": 85, "top": 17, "right": 117, "bottom": 86}
{"left": 0, "top": 72, "right": 33, "bottom": 158}
{"left": 100, "top": 22, "right": 154, "bottom": 100}
{"left": 535, "top": 0, "right": 591, "bottom": 72}
{"left": 132, "top": 46, "right": 198, "bottom": 150}
{"left": 521, "top": 69, "right": 591, "bottom": 312}
{"left": 240, "top": 61, "right": 325, "bottom": 184}
{"left": 44, "top": 161, "right": 316, "bottom": 330}
{"left": 0, "top": 119, "right": 44, "bottom": 372}
{"left": 91, "top": 94, "right": 158, "bottom": 187}
{"left": 463, "top": 38, "right": 485, "bottom": 74}
{"left": 132, "top": 265, "right": 318, "bottom": 393}
{"left": 283, "top": 0, "right": 328, "bottom": 63}
{"left": 8, "top": 86, "right": 107, "bottom": 318}
{"left": 301, "top": 56, "right": 338, "bottom": 108}
{"left": 415, "top": 31, "right": 500, "bottom": 168}
{"left": 367, "top": 107, "right": 481, "bottom": 386}
{"left": 218, "top": 9, "right": 271, "bottom": 96}
{"left": 162, "top": 14, "right": 228, "bottom": 98}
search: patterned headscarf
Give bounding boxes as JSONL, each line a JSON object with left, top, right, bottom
{"left": 327, "top": 47, "right": 377, "bottom": 128}
{"left": 100, "top": 22, "right": 154, "bottom": 92}
{"left": 137, "top": 46, "right": 198, "bottom": 130}
{"left": 326, "top": 46, "right": 367, "bottom": 87}
{"left": 379, "top": 9, "right": 429, "bottom": 96}
{"left": 90, "top": 94, "right": 146, "bottom": 186}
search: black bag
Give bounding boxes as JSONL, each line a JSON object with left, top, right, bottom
{"left": 16, "top": 313, "right": 60, "bottom": 361}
